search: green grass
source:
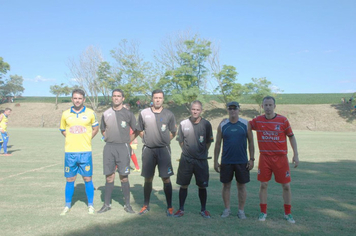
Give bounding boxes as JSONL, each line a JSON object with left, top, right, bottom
{"left": 0, "top": 129, "right": 355, "bottom": 236}
{"left": 12, "top": 93, "right": 355, "bottom": 105}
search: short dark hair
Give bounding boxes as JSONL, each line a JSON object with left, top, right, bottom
{"left": 262, "top": 96, "right": 275, "bottom": 104}
{"left": 112, "top": 89, "right": 125, "bottom": 97}
{"left": 191, "top": 100, "right": 203, "bottom": 109}
{"left": 4, "top": 108, "right": 12, "bottom": 112}
{"left": 152, "top": 89, "right": 164, "bottom": 97}
{"left": 72, "top": 89, "right": 85, "bottom": 98}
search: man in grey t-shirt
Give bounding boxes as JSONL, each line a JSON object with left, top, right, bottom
{"left": 136, "top": 89, "right": 177, "bottom": 216}
{"left": 98, "top": 89, "right": 137, "bottom": 214}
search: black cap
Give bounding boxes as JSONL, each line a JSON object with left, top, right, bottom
{"left": 227, "top": 101, "right": 240, "bottom": 107}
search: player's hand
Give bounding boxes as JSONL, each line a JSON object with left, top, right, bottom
{"left": 246, "top": 160, "right": 254, "bottom": 170}
{"left": 292, "top": 154, "right": 299, "bottom": 168}
{"left": 214, "top": 162, "right": 220, "bottom": 173}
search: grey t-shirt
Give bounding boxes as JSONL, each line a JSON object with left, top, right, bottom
{"left": 100, "top": 107, "right": 136, "bottom": 144}
{"left": 137, "top": 107, "right": 177, "bottom": 148}
{"left": 176, "top": 117, "right": 214, "bottom": 159}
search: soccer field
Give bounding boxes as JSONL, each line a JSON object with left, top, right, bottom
{"left": 0, "top": 128, "right": 355, "bottom": 236}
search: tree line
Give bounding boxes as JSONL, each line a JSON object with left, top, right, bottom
{"left": 0, "top": 57, "right": 25, "bottom": 103}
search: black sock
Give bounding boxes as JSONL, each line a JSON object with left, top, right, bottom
{"left": 179, "top": 187, "right": 188, "bottom": 211}
{"left": 164, "top": 182, "right": 173, "bottom": 208}
{"left": 104, "top": 182, "right": 114, "bottom": 206}
{"left": 144, "top": 181, "right": 152, "bottom": 206}
{"left": 121, "top": 181, "right": 130, "bottom": 206}
{"left": 199, "top": 188, "right": 207, "bottom": 211}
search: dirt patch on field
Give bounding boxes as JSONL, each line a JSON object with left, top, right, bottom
{"left": 1, "top": 102, "right": 355, "bottom": 132}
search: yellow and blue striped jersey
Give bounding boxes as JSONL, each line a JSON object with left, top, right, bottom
{"left": 60, "top": 106, "right": 98, "bottom": 152}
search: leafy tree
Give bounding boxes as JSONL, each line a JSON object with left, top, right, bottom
{"left": 67, "top": 46, "right": 103, "bottom": 111}
{"left": 156, "top": 36, "right": 212, "bottom": 109}
{"left": 110, "top": 39, "right": 157, "bottom": 102}
{"left": 97, "top": 61, "right": 118, "bottom": 105}
{"left": 212, "top": 65, "right": 245, "bottom": 104}
{"left": 0, "top": 57, "right": 10, "bottom": 82}
{"left": 245, "top": 77, "right": 273, "bottom": 114}
{"left": 50, "top": 83, "right": 71, "bottom": 109}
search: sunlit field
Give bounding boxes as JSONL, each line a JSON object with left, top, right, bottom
{"left": 0, "top": 128, "right": 355, "bottom": 236}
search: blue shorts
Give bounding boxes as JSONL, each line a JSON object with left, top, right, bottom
{"left": 64, "top": 152, "right": 93, "bottom": 178}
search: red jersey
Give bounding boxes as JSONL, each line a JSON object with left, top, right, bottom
{"left": 249, "top": 114, "right": 293, "bottom": 156}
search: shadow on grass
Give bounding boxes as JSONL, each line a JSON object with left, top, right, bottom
{"left": 331, "top": 103, "right": 356, "bottom": 122}
{"left": 60, "top": 160, "right": 356, "bottom": 236}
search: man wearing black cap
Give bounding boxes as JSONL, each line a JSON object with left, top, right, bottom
{"left": 214, "top": 101, "right": 255, "bottom": 219}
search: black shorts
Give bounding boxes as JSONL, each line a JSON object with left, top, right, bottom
{"left": 141, "top": 146, "right": 174, "bottom": 178}
{"left": 220, "top": 163, "right": 250, "bottom": 184}
{"left": 176, "top": 154, "right": 209, "bottom": 188}
{"left": 103, "top": 143, "right": 131, "bottom": 176}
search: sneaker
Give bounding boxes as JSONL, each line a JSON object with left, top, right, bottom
{"left": 133, "top": 168, "right": 141, "bottom": 172}
{"left": 221, "top": 209, "right": 231, "bottom": 218}
{"left": 60, "top": 206, "right": 70, "bottom": 216}
{"left": 173, "top": 209, "right": 184, "bottom": 217}
{"left": 97, "top": 204, "right": 111, "bottom": 213}
{"left": 3, "top": 153, "right": 12, "bottom": 156}
{"left": 88, "top": 206, "right": 95, "bottom": 214}
{"left": 138, "top": 205, "right": 150, "bottom": 215}
{"left": 284, "top": 214, "right": 295, "bottom": 224}
{"left": 124, "top": 205, "right": 135, "bottom": 214}
{"left": 166, "top": 207, "right": 174, "bottom": 216}
{"left": 237, "top": 210, "right": 247, "bottom": 219}
{"left": 258, "top": 212, "right": 267, "bottom": 221}
{"left": 200, "top": 210, "right": 211, "bottom": 219}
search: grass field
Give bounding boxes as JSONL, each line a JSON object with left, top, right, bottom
{"left": 0, "top": 128, "right": 355, "bottom": 236}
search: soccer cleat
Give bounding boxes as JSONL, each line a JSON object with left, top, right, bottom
{"left": 237, "top": 210, "right": 247, "bottom": 219}
{"left": 173, "top": 209, "right": 184, "bottom": 217}
{"left": 60, "top": 206, "right": 70, "bottom": 216}
{"left": 88, "top": 206, "right": 95, "bottom": 214}
{"left": 200, "top": 210, "right": 211, "bottom": 219}
{"left": 258, "top": 212, "right": 267, "bottom": 221}
{"left": 284, "top": 214, "right": 296, "bottom": 224}
{"left": 138, "top": 205, "right": 150, "bottom": 215}
{"left": 166, "top": 207, "right": 174, "bottom": 216}
{"left": 2, "top": 153, "right": 12, "bottom": 156}
{"left": 97, "top": 204, "right": 111, "bottom": 213}
{"left": 221, "top": 209, "right": 231, "bottom": 218}
{"left": 133, "top": 168, "right": 141, "bottom": 172}
{"left": 124, "top": 205, "right": 135, "bottom": 214}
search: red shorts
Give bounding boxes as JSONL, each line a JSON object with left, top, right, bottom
{"left": 257, "top": 155, "right": 291, "bottom": 184}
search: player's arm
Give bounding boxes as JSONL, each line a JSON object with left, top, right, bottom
{"left": 246, "top": 122, "right": 255, "bottom": 170}
{"left": 0, "top": 114, "right": 4, "bottom": 133}
{"left": 213, "top": 123, "right": 223, "bottom": 173}
{"left": 61, "top": 131, "right": 66, "bottom": 137}
{"left": 170, "top": 131, "right": 176, "bottom": 140}
{"left": 92, "top": 126, "right": 99, "bottom": 139}
{"left": 288, "top": 135, "right": 299, "bottom": 168}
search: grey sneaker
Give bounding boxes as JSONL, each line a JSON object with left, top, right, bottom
{"left": 237, "top": 210, "right": 246, "bottom": 219}
{"left": 221, "top": 209, "right": 231, "bottom": 218}
{"left": 284, "top": 214, "right": 295, "bottom": 223}
{"left": 124, "top": 205, "right": 135, "bottom": 214}
{"left": 258, "top": 212, "right": 267, "bottom": 221}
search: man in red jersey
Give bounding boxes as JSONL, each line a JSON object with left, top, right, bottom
{"left": 249, "top": 96, "right": 299, "bottom": 224}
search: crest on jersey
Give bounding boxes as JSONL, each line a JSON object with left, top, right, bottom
{"left": 199, "top": 136, "right": 204, "bottom": 143}
{"left": 161, "top": 124, "right": 167, "bottom": 132}
{"left": 85, "top": 165, "right": 91, "bottom": 171}
{"left": 82, "top": 116, "right": 88, "bottom": 120}
{"left": 275, "top": 125, "right": 280, "bottom": 130}
{"left": 121, "top": 121, "right": 127, "bottom": 128}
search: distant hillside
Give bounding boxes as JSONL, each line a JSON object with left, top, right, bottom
{"left": 1, "top": 101, "right": 355, "bottom": 132}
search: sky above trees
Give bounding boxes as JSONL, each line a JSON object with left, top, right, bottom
{"left": 0, "top": 0, "right": 355, "bottom": 96}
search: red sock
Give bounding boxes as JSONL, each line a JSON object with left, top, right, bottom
{"left": 131, "top": 153, "right": 140, "bottom": 169}
{"left": 260, "top": 204, "right": 267, "bottom": 214}
{"left": 284, "top": 204, "right": 291, "bottom": 215}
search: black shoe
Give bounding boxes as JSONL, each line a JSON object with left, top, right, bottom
{"left": 124, "top": 205, "right": 135, "bottom": 214}
{"left": 98, "top": 204, "right": 111, "bottom": 213}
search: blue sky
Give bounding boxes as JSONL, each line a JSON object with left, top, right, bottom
{"left": 1, "top": 0, "right": 355, "bottom": 96}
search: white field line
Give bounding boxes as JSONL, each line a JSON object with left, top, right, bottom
{"left": 0, "top": 163, "right": 59, "bottom": 181}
